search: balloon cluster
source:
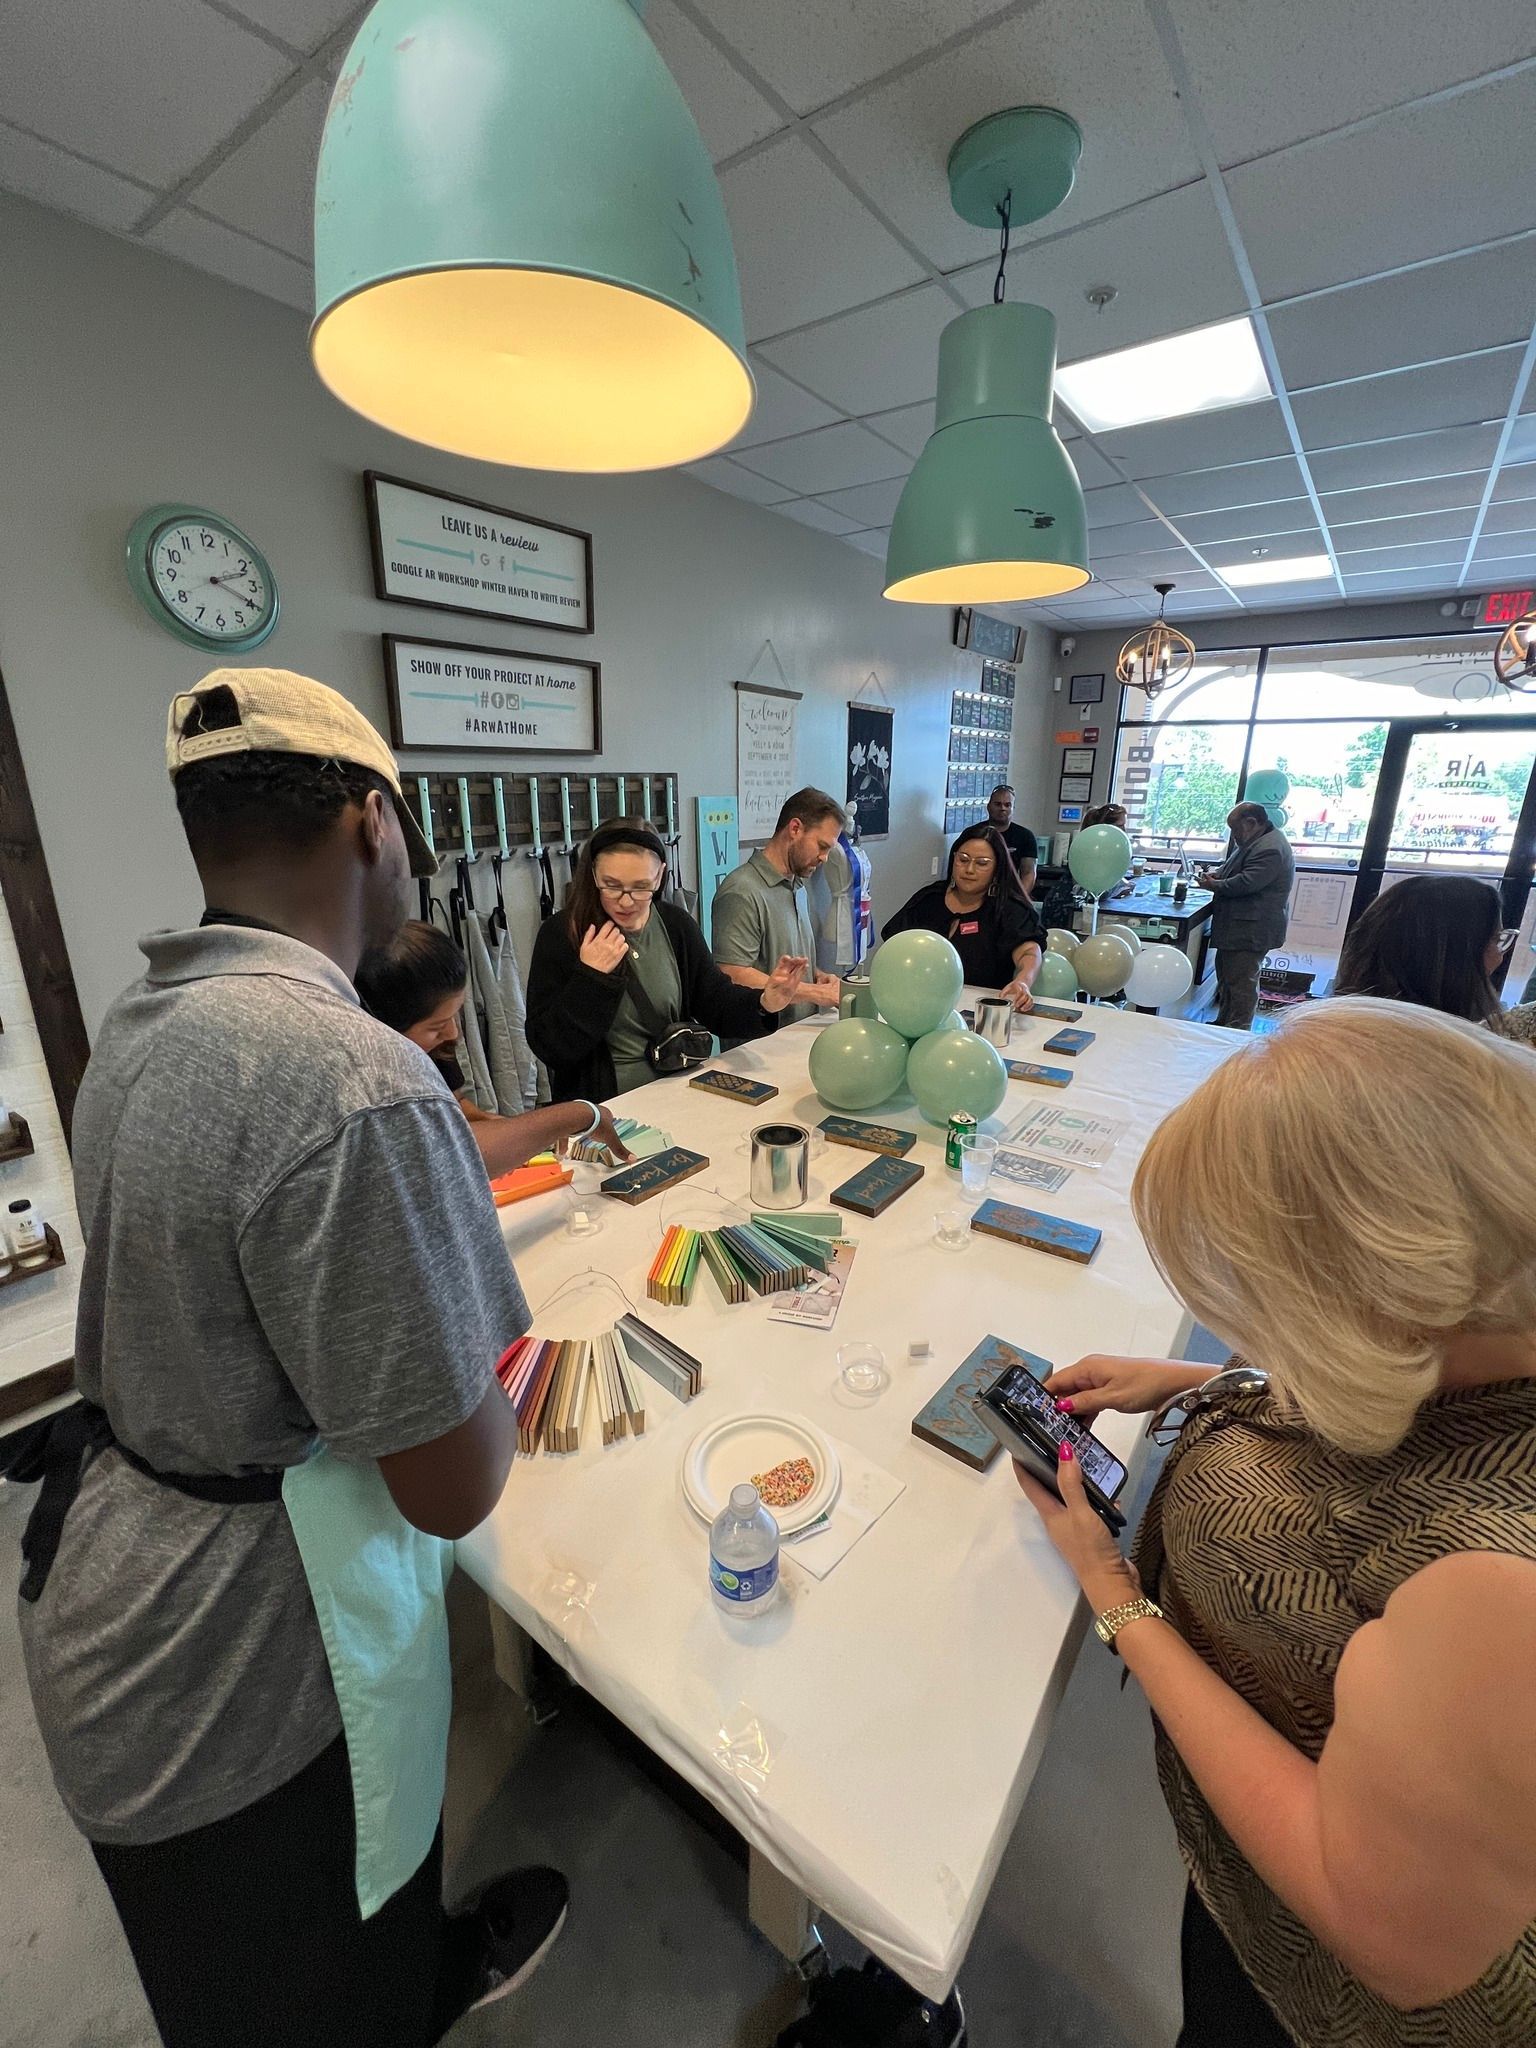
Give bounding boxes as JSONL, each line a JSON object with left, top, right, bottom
{"left": 808, "top": 931, "right": 1008, "bottom": 1127}
{"left": 1245, "top": 768, "right": 1290, "bottom": 830}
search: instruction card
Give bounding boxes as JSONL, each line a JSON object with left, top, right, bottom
{"left": 768, "top": 1244, "right": 856, "bottom": 1331}
{"left": 1005, "top": 1102, "right": 1126, "bottom": 1171}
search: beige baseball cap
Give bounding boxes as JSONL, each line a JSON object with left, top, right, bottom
{"left": 166, "top": 667, "right": 437, "bottom": 879}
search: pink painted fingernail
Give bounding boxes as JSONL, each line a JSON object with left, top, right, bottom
{"left": 1054, "top": 1398, "right": 1074, "bottom": 1413}
{"left": 1059, "top": 1441, "right": 1074, "bottom": 1464}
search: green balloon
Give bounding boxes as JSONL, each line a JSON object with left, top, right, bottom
{"left": 1045, "top": 927, "right": 1079, "bottom": 958}
{"left": 940, "top": 1009, "right": 968, "bottom": 1032}
{"left": 1098, "top": 917, "right": 1142, "bottom": 955}
{"left": 869, "top": 930, "right": 965, "bottom": 1040}
{"left": 906, "top": 1026, "right": 1008, "bottom": 1129}
{"left": 1075, "top": 932, "right": 1135, "bottom": 996}
{"left": 1264, "top": 802, "right": 1289, "bottom": 829}
{"left": 1245, "top": 768, "right": 1289, "bottom": 805}
{"left": 1034, "top": 950, "right": 1080, "bottom": 999}
{"left": 807, "top": 1017, "right": 911, "bottom": 1111}
{"left": 1068, "top": 824, "right": 1133, "bottom": 899}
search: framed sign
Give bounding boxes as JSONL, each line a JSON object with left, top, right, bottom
{"left": 365, "top": 471, "right": 593, "bottom": 634}
{"left": 1062, "top": 746, "right": 1096, "bottom": 777}
{"left": 383, "top": 635, "right": 600, "bottom": 754}
{"left": 847, "top": 700, "right": 893, "bottom": 838}
{"left": 953, "top": 607, "right": 1024, "bottom": 663}
{"left": 1069, "top": 672, "right": 1105, "bottom": 705}
{"left": 736, "top": 681, "right": 801, "bottom": 840}
{"left": 1058, "top": 773, "right": 1093, "bottom": 804}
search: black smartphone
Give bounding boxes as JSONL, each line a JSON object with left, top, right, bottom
{"left": 978, "top": 1362, "right": 1129, "bottom": 1533}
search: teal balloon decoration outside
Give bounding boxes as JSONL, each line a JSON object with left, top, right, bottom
{"left": 1067, "top": 824, "right": 1133, "bottom": 899}
{"left": 1033, "top": 950, "right": 1079, "bottom": 999}
{"left": 906, "top": 1027, "right": 1008, "bottom": 1129}
{"left": 1264, "top": 803, "right": 1289, "bottom": 829}
{"left": 807, "top": 1017, "right": 911, "bottom": 1112}
{"left": 1245, "top": 769, "right": 1290, "bottom": 805}
{"left": 1045, "top": 927, "right": 1079, "bottom": 959}
{"left": 1074, "top": 932, "right": 1135, "bottom": 997}
{"left": 869, "top": 930, "right": 965, "bottom": 1040}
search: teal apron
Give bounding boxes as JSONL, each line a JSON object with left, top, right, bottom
{"left": 282, "top": 1451, "right": 456, "bottom": 1918}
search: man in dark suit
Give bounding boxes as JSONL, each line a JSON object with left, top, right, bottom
{"left": 1197, "top": 802, "right": 1296, "bottom": 1031}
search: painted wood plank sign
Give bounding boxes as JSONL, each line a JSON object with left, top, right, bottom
{"left": 383, "top": 635, "right": 599, "bottom": 753}
{"left": 365, "top": 471, "right": 593, "bottom": 633}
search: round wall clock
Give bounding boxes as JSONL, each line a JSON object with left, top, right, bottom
{"left": 124, "top": 504, "right": 279, "bottom": 653}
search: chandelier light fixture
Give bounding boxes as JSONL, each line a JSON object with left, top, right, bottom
{"left": 1116, "top": 582, "right": 1196, "bottom": 699}
{"left": 1492, "top": 605, "right": 1536, "bottom": 692}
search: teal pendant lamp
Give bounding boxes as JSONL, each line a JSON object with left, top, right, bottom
{"left": 311, "top": 0, "right": 754, "bottom": 471}
{"left": 885, "top": 109, "right": 1089, "bottom": 604}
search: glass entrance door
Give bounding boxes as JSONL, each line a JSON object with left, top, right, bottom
{"left": 1350, "top": 717, "right": 1536, "bottom": 1002}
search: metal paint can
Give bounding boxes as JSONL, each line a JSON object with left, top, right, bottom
{"left": 749, "top": 1122, "right": 810, "bottom": 1210}
{"left": 945, "top": 1112, "right": 978, "bottom": 1172}
{"left": 974, "top": 997, "right": 1012, "bottom": 1048}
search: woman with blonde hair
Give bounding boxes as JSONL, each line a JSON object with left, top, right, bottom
{"left": 1017, "top": 999, "right": 1536, "bottom": 2046}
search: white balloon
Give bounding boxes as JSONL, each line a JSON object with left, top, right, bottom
{"left": 1125, "top": 944, "right": 1194, "bottom": 1009}
{"left": 1098, "top": 918, "right": 1142, "bottom": 956}
{"left": 1045, "top": 927, "right": 1079, "bottom": 959}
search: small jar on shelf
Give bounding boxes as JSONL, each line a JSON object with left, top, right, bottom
{"left": 7, "top": 1197, "right": 50, "bottom": 1270}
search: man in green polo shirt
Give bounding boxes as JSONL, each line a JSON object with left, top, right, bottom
{"left": 711, "top": 787, "right": 846, "bottom": 1026}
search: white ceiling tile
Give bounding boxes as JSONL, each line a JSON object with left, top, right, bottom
{"left": 862, "top": 400, "right": 934, "bottom": 458}
{"left": 951, "top": 182, "right": 1246, "bottom": 364}
{"left": 1329, "top": 509, "right": 1478, "bottom": 554}
{"left": 1480, "top": 499, "right": 1536, "bottom": 538}
{"left": 842, "top": 527, "right": 891, "bottom": 559}
{"left": 1084, "top": 483, "right": 1149, "bottom": 528}
{"left": 1334, "top": 534, "right": 1469, "bottom": 567}
{"left": 0, "top": 0, "right": 291, "bottom": 186}
{"left": 1320, "top": 474, "right": 1488, "bottom": 524}
{"left": 143, "top": 207, "right": 312, "bottom": 310}
{"left": 645, "top": 1, "right": 784, "bottom": 161}
{"left": 1091, "top": 546, "right": 1210, "bottom": 581}
{"left": 1178, "top": 500, "right": 1318, "bottom": 546}
{"left": 1163, "top": 0, "right": 1536, "bottom": 164}
{"left": 726, "top": 355, "right": 841, "bottom": 449}
{"left": 1090, "top": 517, "right": 1176, "bottom": 557}
{"left": 1306, "top": 424, "right": 1502, "bottom": 493}
{"left": 190, "top": 77, "right": 329, "bottom": 259}
{"left": 818, "top": 476, "right": 909, "bottom": 525}
{"left": 1492, "top": 465, "right": 1536, "bottom": 504}
{"left": 1267, "top": 242, "right": 1536, "bottom": 392}
{"left": 681, "top": 454, "right": 796, "bottom": 504}
{"left": 1228, "top": 73, "right": 1536, "bottom": 300}
{"left": 734, "top": 419, "right": 909, "bottom": 493}
{"left": 774, "top": 497, "right": 865, "bottom": 535}
{"left": 1097, "top": 400, "right": 1293, "bottom": 479}
{"left": 1203, "top": 544, "right": 1336, "bottom": 580}
{"left": 690, "top": 0, "right": 1007, "bottom": 116}
{"left": 1342, "top": 566, "right": 1465, "bottom": 595}
{"left": 1292, "top": 351, "right": 1521, "bottom": 449}
{"left": 0, "top": 121, "right": 153, "bottom": 231}
{"left": 809, "top": 1, "right": 1202, "bottom": 272}
{"left": 1141, "top": 455, "right": 1306, "bottom": 517}
{"left": 218, "top": 0, "right": 360, "bottom": 51}
{"left": 1505, "top": 416, "right": 1536, "bottom": 465}
{"left": 757, "top": 282, "right": 953, "bottom": 413}
{"left": 1469, "top": 539, "right": 1536, "bottom": 573}
{"left": 719, "top": 135, "right": 925, "bottom": 340}
{"left": 1067, "top": 437, "right": 1123, "bottom": 489}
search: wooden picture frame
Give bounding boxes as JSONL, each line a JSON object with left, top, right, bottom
{"left": 364, "top": 471, "right": 594, "bottom": 635}
{"left": 383, "top": 634, "right": 601, "bottom": 755}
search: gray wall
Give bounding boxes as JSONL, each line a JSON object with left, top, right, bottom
{"left": 0, "top": 193, "right": 1058, "bottom": 1036}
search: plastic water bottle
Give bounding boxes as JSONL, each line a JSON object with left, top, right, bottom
{"left": 709, "top": 1483, "right": 780, "bottom": 1617}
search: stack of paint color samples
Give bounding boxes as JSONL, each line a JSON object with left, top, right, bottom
{"left": 495, "top": 1314, "right": 704, "bottom": 1454}
{"left": 569, "top": 1115, "right": 669, "bottom": 1163}
{"left": 647, "top": 1212, "right": 846, "bottom": 1307}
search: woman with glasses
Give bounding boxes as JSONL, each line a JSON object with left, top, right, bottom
{"left": 1333, "top": 872, "right": 1536, "bottom": 1043}
{"left": 526, "top": 821, "right": 807, "bottom": 1102}
{"left": 1016, "top": 1000, "right": 1536, "bottom": 2047}
{"left": 880, "top": 823, "right": 1044, "bottom": 1010}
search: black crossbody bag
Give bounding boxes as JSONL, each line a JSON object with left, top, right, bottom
{"left": 622, "top": 929, "right": 714, "bottom": 1075}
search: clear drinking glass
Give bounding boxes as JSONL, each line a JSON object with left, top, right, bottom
{"left": 836, "top": 1341, "right": 888, "bottom": 1397}
{"left": 958, "top": 1133, "right": 998, "bottom": 1194}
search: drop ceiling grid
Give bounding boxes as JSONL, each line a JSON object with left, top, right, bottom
{"left": 0, "top": 0, "right": 1532, "bottom": 622}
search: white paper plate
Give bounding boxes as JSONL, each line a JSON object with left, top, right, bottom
{"left": 682, "top": 1413, "right": 840, "bottom": 1535}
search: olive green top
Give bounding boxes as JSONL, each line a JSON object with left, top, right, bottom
{"left": 710, "top": 850, "right": 817, "bottom": 1025}
{"left": 608, "top": 911, "right": 683, "bottom": 1098}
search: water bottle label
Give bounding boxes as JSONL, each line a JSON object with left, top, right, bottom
{"left": 710, "top": 1551, "right": 779, "bottom": 1603}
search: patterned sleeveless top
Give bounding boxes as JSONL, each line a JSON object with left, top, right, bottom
{"left": 1133, "top": 1376, "right": 1536, "bottom": 2048}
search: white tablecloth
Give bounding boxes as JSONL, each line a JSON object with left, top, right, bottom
{"left": 457, "top": 1000, "right": 1237, "bottom": 1998}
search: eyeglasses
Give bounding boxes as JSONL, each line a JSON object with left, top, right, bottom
{"left": 953, "top": 852, "right": 994, "bottom": 870}
{"left": 596, "top": 880, "right": 657, "bottom": 903}
{"left": 1147, "top": 1362, "right": 1269, "bottom": 1445}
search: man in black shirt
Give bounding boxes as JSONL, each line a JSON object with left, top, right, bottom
{"left": 963, "top": 785, "right": 1037, "bottom": 896}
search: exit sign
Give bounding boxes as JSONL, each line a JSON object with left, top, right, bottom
{"left": 1479, "top": 588, "right": 1534, "bottom": 628}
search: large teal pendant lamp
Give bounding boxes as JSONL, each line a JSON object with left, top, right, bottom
{"left": 885, "top": 109, "right": 1089, "bottom": 604}
{"left": 311, "top": 0, "right": 754, "bottom": 471}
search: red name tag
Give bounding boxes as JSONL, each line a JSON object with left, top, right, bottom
{"left": 957, "top": 919, "right": 980, "bottom": 936}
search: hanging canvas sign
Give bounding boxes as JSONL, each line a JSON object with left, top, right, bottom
{"left": 735, "top": 681, "right": 801, "bottom": 841}
{"left": 846, "top": 701, "right": 894, "bottom": 838}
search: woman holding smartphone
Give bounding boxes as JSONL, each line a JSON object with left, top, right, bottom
{"left": 1016, "top": 1000, "right": 1536, "bottom": 2046}
{"left": 525, "top": 820, "right": 806, "bottom": 1103}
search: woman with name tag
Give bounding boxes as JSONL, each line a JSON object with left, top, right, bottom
{"left": 881, "top": 824, "right": 1044, "bottom": 1010}
{"left": 526, "top": 821, "right": 807, "bottom": 1102}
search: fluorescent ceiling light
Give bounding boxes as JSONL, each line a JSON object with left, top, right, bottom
{"left": 1220, "top": 553, "right": 1334, "bottom": 588}
{"left": 1055, "top": 317, "right": 1271, "bottom": 434}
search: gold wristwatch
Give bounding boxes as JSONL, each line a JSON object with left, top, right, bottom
{"left": 1094, "top": 1595, "right": 1164, "bottom": 1653}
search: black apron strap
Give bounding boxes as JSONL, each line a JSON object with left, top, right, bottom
{"left": 2, "top": 1401, "right": 284, "bottom": 1604}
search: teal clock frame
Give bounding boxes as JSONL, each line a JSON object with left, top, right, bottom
{"left": 124, "top": 503, "right": 280, "bottom": 653}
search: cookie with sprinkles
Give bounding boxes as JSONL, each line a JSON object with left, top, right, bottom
{"left": 752, "top": 1456, "right": 816, "bottom": 1509}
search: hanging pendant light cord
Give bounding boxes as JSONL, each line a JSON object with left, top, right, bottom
{"left": 992, "top": 190, "right": 1012, "bottom": 305}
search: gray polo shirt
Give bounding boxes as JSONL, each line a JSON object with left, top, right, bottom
{"left": 19, "top": 926, "right": 528, "bottom": 1844}
{"left": 710, "top": 850, "right": 817, "bottom": 1026}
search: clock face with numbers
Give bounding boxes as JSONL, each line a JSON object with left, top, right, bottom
{"left": 125, "top": 504, "right": 279, "bottom": 653}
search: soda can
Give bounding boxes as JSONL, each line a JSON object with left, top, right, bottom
{"left": 945, "top": 1112, "right": 978, "bottom": 1172}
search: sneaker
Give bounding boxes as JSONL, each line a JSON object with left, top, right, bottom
{"left": 459, "top": 1865, "right": 570, "bottom": 2015}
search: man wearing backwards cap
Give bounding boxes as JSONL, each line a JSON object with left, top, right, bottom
{"left": 8, "top": 670, "right": 563, "bottom": 2046}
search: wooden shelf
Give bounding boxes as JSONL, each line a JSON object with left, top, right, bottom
{"left": 0, "top": 1113, "right": 34, "bottom": 1165}
{"left": 0, "top": 1223, "right": 65, "bottom": 1291}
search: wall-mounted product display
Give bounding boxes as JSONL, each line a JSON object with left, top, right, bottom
{"left": 953, "top": 608, "right": 1024, "bottom": 662}
{"left": 943, "top": 660, "right": 1014, "bottom": 839}
{"left": 846, "top": 701, "right": 894, "bottom": 838}
{"left": 383, "top": 635, "right": 600, "bottom": 755}
{"left": 124, "top": 504, "right": 279, "bottom": 652}
{"left": 365, "top": 472, "right": 593, "bottom": 634}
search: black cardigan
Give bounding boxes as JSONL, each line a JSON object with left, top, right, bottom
{"left": 526, "top": 899, "right": 778, "bottom": 1103}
